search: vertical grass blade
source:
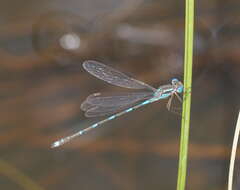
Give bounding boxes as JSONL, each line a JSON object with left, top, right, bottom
{"left": 228, "top": 111, "right": 240, "bottom": 190}
{"left": 176, "top": 0, "right": 194, "bottom": 189}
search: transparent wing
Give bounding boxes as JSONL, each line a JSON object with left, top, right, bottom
{"left": 83, "top": 60, "right": 156, "bottom": 91}
{"left": 81, "top": 92, "right": 153, "bottom": 108}
{"left": 85, "top": 105, "right": 126, "bottom": 117}
{"left": 81, "top": 91, "right": 153, "bottom": 117}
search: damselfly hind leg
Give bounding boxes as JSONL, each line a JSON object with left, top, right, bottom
{"left": 166, "top": 94, "right": 174, "bottom": 111}
{"left": 174, "top": 92, "right": 182, "bottom": 102}
{"left": 167, "top": 93, "right": 182, "bottom": 115}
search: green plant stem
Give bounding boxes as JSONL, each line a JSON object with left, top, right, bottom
{"left": 176, "top": 0, "right": 194, "bottom": 190}
{"left": 228, "top": 111, "right": 240, "bottom": 190}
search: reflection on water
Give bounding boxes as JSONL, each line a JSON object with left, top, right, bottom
{"left": 31, "top": 11, "right": 89, "bottom": 65}
{"left": 59, "top": 33, "right": 81, "bottom": 50}
{"left": 0, "top": 1, "right": 240, "bottom": 190}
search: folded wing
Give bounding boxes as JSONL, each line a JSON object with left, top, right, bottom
{"left": 81, "top": 92, "right": 153, "bottom": 117}
{"left": 83, "top": 60, "right": 156, "bottom": 91}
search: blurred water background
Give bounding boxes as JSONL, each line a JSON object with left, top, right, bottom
{"left": 0, "top": 0, "right": 240, "bottom": 190}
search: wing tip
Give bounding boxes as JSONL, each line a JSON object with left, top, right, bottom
{"left": 82, "top": 60, "right": 91, "bottom": 69}
{"left": 82, "top": 60, "right": 102, "bottom": 68}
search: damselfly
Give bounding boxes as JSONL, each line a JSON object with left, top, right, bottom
{"left": 51, "top": 60, "right": 183, "bottom": 148}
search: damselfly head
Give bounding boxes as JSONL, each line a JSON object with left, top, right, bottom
{"left": 171, "top": 78, "right": 179, "bottom": 84}
{"left": 171, "top": 78, "right": 183, "bottom": 93}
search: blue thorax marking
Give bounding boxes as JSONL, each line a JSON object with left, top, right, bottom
{"left": 160, "top": 93, "right": 171, "bottom": 99}
{"left": 108, "top": 115, "right": 116, "bottom": 120}
{"left": 92, "top": 123, "right": 98, "bottom": 128}
{"left": 177, "top": 86, "right": 183, "bottom": 93}
{"left": 141, "top": 100, "right": 151, "bottom": 105}
{"left": 126, "top": 108, "right": 133, "bottom": 112}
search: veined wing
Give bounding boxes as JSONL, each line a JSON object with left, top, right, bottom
{"left": 83, "top": 60, "right": 156, "bottom": 91}
{"left": 85, "top": 105, "right": 128, "bottom": 117}
{"left": 81, "top": 91, "right": 153, "bottom": 117}
{"left": 82, "top": 91, "right": 153, "bottom": 108}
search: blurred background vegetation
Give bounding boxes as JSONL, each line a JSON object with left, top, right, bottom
{"left": 0, "top": 0, "right": 240, "bottom": 190}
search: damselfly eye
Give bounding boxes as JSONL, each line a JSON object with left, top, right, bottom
{"left": 171, "top": 78, "right": 179, "bottom": 84}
